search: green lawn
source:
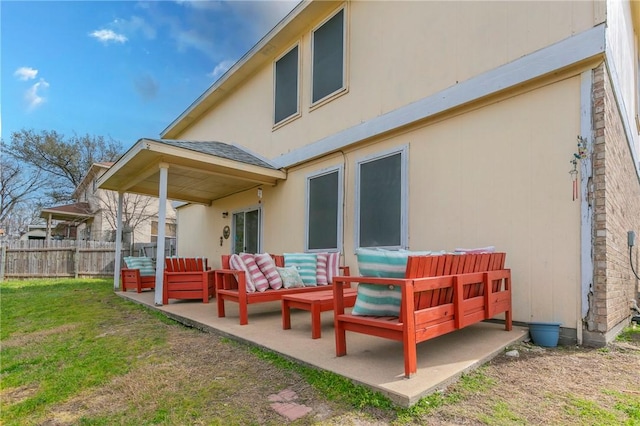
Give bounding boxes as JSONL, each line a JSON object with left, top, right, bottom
{"left": 0, "top": 279, "right": 172, "bottom": 424}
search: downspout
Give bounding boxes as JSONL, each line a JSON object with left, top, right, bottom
{"left": 578, "top": 70, "right": 595, "bottom": 345}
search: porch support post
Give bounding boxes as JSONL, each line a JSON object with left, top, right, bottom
{"left": 113, "top": 191, "right": 124, "bottom": 290}
{"left": 154, "top": 163, "right": 169, "bottom": 306}
{"left": 46, "top": 213, "right": 52, "bottom": 244}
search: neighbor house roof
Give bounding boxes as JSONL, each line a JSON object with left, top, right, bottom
{"left": 40, "top": 202, "right": 93, "bottom": 222}
{"left": 72, "top": 161, "right": 115, "bottom": 199}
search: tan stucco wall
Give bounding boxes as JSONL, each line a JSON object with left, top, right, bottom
{"left": 176, "top": 1, "right": 600, "bottom": 161}
{"left": 179, "top": 75, "right": 584, "bottom": 327}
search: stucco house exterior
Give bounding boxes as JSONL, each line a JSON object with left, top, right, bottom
{"left": 42, "top": 162, "right": 176, "bottom": 246}
{"left": 100, "top": 0, "right": 640, "bottom": 346}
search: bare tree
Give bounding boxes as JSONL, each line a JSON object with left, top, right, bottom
{"left": 0, "top": 153, "right": 44, "bottom": 237}
{"left": 6, "top": 129, "right": 122, "bottom": 203}
{"left": 98, "top": 191, "right": 160, "bottom": 244}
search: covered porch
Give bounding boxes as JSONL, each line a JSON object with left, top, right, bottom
{"left": 118, "top": 290, "right": 528, "bottom": 407}
{"left": 97, "top": 138, "right": 287, "bottom": 304}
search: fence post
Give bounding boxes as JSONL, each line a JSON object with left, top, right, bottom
{"left": 0, "top": 244, "right": 6, "bottom": 282}
{"left": 74, "top": 242, "right": 80, "bottom": 279}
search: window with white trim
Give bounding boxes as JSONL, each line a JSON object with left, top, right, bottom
{"left": 356, "top": 148, "right": 407, "bottom": 248}
{"left": 274, "top": 44, "right": 299, "bottom": 125}
{"left": 306, "top": 166, "right": 343, "bottom": 251}
{"left": 311, "top": 8, "right": 345, "bottom": 104}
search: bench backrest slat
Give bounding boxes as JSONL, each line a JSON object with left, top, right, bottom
{"left": 407, "top": 253, "right": 507, "bottom": 310}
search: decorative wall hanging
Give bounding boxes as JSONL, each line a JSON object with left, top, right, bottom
{"left": 569, "top": 136, "right": 588, "bottom": 201}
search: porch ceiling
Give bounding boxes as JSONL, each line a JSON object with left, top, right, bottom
{"left": 98, "top": 139, "right": 287, "bottom": 205}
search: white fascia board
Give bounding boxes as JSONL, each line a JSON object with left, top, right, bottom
{"left": 273, "top": 23, "right": 606, "bottom": 169}
{"left": 96, "top": 139, "right": 146, "bottom": 189}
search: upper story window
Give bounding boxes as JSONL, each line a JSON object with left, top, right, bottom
{"left": 274, "top": 44, "right": 299, "bottom": 125}
{"left": 311, "top": 8, "right": 345, "bottom": 104}
{"left": 355, "top": 147, "right": 408, "bottom": 249}
{"left": 306, "top": 166, "right": 343, "bottom": 251}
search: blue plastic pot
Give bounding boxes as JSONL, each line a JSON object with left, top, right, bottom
{"left": 528, "top": 322, "right": 561, "bottom": 347}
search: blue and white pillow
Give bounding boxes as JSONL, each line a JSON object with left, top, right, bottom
{"left": 351, "top": 248, "right": 412, "bottom": 317}
{"left": 123, "top": 256, "right": 155, "bottom": 276}
{"left": 284, "top": 253, "right": 318, "bottom": 286}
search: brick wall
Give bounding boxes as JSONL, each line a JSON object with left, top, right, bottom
{"left": 588, "top": 63, "right": 640, "bottom": 343}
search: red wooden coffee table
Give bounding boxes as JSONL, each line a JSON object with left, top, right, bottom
{"left": 281, "top": 288, "right": 358, "bottom": 339}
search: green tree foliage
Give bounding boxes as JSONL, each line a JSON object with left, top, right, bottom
{"left": 6, "top": 129, "right": 123, "bottom": 203}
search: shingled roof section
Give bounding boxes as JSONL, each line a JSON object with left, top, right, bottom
{"left": 42, "top": 202, "right": 93, "bottom": 216}
{"left": 147, "top": 139, "right": 277, "bottom": 170}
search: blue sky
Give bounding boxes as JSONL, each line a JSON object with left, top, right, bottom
{"left": 1, "top": 0, "right": 298, "bottom": 148}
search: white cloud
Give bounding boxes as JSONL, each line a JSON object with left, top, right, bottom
{"left": 89, "top": 29, "right": 128, "bottom": 44}
{"left": 209, "top": 59, "right": 235, "bottom": 80}
{"left": 14, "top": 67, "right": 38, "bottom": 81}
{"left": 113, "top": 16, "right": 156, "bottom": 40}
{"left": 25, "top": 79, "right": 50, "bottom": 111}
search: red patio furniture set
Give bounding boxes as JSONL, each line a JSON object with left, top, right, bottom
{"left": 121, "top": 249, "right": 513, "bottom": 377}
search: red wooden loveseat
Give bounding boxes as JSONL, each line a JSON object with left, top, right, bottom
{"left": 215, "top": 254, "right": 350, "bottom": 325}
{"left": 333, "top": 252, "right": 512, "bottom": 378}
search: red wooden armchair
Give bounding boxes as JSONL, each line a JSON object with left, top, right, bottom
{"left": 163, "top": 257, "right": 215, "bottom": 304}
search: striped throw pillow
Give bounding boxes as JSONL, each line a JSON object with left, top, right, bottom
{"left": 229, "top": 254, "right": 256, "bottom": 293}
{"left": 316, "top": 253, "right": 329, "bottom": 285}
{"left": 239, "top": 253, "right": 269, "bottom": 292}
{"left": 255, "top": 253, "right": 283, "bottom": 290}
{"left": 351, "top": 248, "right": 411, "bottom": 317}
{"left": 316, "top": 252, "right": 341, "bottom": 285}
{"left": 284, "top": 253, "right": 317, "bottom": 286}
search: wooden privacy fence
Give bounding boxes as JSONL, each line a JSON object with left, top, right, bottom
{"left": 0, "top": 240, "right": 131, "bottom": 280}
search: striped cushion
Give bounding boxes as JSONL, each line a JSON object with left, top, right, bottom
{"left": 239, "top": 253, "right": 269, "bottom": 292}
{"left": 284, "top": 253, "right": 317, "bottom": 286}
{"left": 316, "top": 252, "right": 341, "bottom": 285}
{"left": 229, "top": 254, "right": 256, "bottom": 293}
{"left": 255, "top": 253, "right": 283, "bottom": 290}
{"left": 454, "top": 246, "right": 495, "bottom": 254}
{"left": 326, "top": 252, "right": 341, "bottom": 283}
{"left": 351, "top": 248, "right": 411, "bottom": 317}
{"left": 123, "top": 256, "right": 155, "bottom": 276}
{"left": 316, "top": 253, "right": 329, "bottom": 285}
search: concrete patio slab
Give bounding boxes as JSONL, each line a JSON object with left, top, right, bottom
{"left": 118, "top": 290, "right": 528, "bottom": 407}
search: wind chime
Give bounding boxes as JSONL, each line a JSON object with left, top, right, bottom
{"left": 570, "top": 136, "right": 588, "bottom": 201}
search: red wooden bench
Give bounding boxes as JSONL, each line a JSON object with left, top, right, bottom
{"left": 215, "top": 254, "right": 350, "bottom": 325}
{"left": 333, "top": 252, "right": 512, "bottom": 378}
{"left": 163, "top": 257, "right": 215, "bottom": 304}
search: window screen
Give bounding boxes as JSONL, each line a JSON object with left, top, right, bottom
{"left": 307, "top": 170, "right": 339, "bottom": 250}
{"left": 359, "top": 153, "right": 402, "bottom": 247}
{"left": 312, "top": 9, "right": 344, "bottom": 103}
{"left": 274, "top": 45, "right": 299, "bottom": 124}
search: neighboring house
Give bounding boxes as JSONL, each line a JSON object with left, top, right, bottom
{"left": 100, "top": 0, "right": 640, "bottom": 345}
{"left": 42, "top": 162, "right": 176, "bottom": 245}
{"left": 19, "top": 225, "right": 47, "bottom": 240}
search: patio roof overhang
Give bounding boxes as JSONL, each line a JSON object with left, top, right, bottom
{"left": 98, "top": 139, "right": 287, "bottom": 205}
